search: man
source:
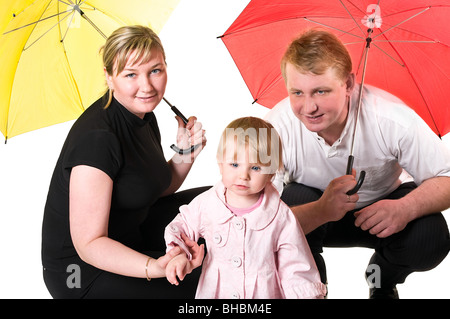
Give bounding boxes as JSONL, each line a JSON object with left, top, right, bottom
{"left": 265, "top": 29, "right": 450, "bottom": 298}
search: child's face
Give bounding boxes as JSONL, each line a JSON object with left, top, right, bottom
{"left": 219, "top": 144, "right": 273, "bottom": 202}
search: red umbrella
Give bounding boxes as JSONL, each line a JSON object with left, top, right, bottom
{"left": 219, "top": 0, "right": 450, "bottom": 138}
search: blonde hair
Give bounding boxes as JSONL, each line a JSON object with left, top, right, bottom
{"left": 100, "top": 25, "right": 166, "bottom": 108}
{"left": 217, "top": 117, "right": 283, "bottom": 174}
{"left": 281, "top": 29, "right": 352, "bottom": 82}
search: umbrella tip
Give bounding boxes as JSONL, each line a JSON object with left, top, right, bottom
{"left": 217, "top": 34, "right": 224, "bottom": 39}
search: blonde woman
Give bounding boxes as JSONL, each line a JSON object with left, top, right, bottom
{"left": 164, "top": 117, "right": 326, "bottom": 299}
{"left": 42, "top": 25, "right": 206, "bottom": 298}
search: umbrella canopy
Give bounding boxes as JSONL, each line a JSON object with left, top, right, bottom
{"left": 220, "top": 0, "right": 450, "bottom": 137}
{"left": 0, "top": 0, "right": 180, "bottom": 142}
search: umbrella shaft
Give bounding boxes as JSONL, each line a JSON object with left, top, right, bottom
{"left": 163, "top": 97, "right": 189, "bottom": 124}
{"left": 349, "top": 29, "right": 373, "bottom": 157}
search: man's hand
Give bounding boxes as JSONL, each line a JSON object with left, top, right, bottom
{"left": 354, "top": 199, "right": 410, "bottom": 238}
{"left": 290, "top": 170, "right": 360, "bottom": 235}
{"left": 318, "top": 170, "right": 359, "bottom": 222}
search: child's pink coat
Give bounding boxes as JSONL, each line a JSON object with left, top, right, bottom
{"left": 165, "top": 182, "right": 327, "bottom": 299}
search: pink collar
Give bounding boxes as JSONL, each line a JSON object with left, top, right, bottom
{"left": 225, "top": 192, "right": 264, "bottom": 216}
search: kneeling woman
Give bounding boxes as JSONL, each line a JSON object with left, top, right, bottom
{"left": 42, "top": 25, "right": 207, "bottom": 299}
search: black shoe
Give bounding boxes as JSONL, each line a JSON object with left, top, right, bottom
{"left": 369, "top": 286, "right": 399, "bottom": 299}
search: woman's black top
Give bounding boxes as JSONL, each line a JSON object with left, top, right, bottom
{"left": 42, "top": 94, "right": 172, "bottom": 273}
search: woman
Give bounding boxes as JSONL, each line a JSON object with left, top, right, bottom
{"left": 42, "top": 25, "right": 207, "bottom": 298}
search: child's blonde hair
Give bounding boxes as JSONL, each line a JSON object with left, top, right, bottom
{"left": 217, "top": 117, "right": 283, "bottom": 174}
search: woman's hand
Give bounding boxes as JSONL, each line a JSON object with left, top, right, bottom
{"left": 147, "top": 246, "right": 184, "bottom": 279}
{"left": 174, "top": 115, "right": 207, "bottom": 160}
{"left": 165, "top": 233, "right": 204, "bottom": 285}
{"left": 163, "top": 116, "right": 207, "bottom": 196}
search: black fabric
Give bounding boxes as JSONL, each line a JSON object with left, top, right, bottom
{"left": 281, "top": 182, "right": 450, "bottom": 287}
{"left": 41, "top": 94, "right": 206, "bottom": 298}
{"left": 43, "top": 187, "right": 209, "bottom": 299}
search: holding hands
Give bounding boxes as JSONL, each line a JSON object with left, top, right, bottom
{"left": 165, "top": 233, "right": 205, "bottom": 285}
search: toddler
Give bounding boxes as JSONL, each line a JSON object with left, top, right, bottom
{"left": 164, "top": 117, "right": 326, "bottom": 298}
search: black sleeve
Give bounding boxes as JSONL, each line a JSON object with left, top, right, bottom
{"left": 63, "top": 129, "right": 123, "bottom": 180}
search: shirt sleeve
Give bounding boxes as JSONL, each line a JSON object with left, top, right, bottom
{"left": 276, "top": 204, "right": 327, "bottom": 299}
{"left": 164, "top": 196, "right": 204, "bottom": 260}
{"left": 394, "top": 114, "right": 450, "bottom": 184}
{"left": 63, "top": 129, "right": 123, "bottom": 180}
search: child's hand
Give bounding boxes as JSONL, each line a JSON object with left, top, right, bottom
{"left": 181, "top": 232, "right": 205, "bottom": 268}
{"left": 165, "top": 234, "right": 205, "bottom": 285}
{"left": 166, "top": 254, "right": 191, "bottom": 286}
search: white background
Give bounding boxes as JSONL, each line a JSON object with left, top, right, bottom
{"left": 1, "top": 0, "right": 449, "bottom": 299}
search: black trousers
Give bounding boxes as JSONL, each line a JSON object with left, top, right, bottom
{"left": 280, "top": 182, "right": 450, "bottom": 288}
{"left": 43, "top": 186, "right": 211, "bottom": 299}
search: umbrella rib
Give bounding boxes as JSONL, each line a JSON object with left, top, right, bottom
{"left": 375, "top": 40, "right": 437, "bottom": 43}
{"left": 371, "top": 42, "right": 404, "bottom": 67}
{"left": 23, "top": 11, "right": 73, "bottom": 51}
{"left": 62, "top": 1, "right": 107, "bottom": 40}
{"left": 373, "top": 6, "right": 431, "bottom": 40}
{"left": 60, "top": 11, "right": 77, "bottom": 42}
{"left": 220, "top": 15, "right": 362, "bottom": 39}
{"left": 70, "top": 2, "right": 107, "bottom": 39}
{"left": 255, "top": 76, "right": 285, "bottom": 104}
{"left": 378, "top": 31, "right": 441, "bottom": 136}
{"left": 338, "top": 0, "right": 366, "bottom": 37}
{"left": 59, "top": 0, "right": 75, "bottom": 6}
{"left": 80, "top": 13, "right": 107, "bottom": 39}
{"left": 3, "top": 10, "right": 72, "bottom": 35}
{"left": 304, "top": 18, "right": 364, "bottom": 40}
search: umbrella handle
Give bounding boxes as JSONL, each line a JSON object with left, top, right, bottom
{"left": 163, "top": 98, "right": 200, "bottom": 155}
{"left": 170, "top": 143, "right": 201, "bottom": 155}
{"left": 346, "top": 155, "right": 366, "bottom": 195}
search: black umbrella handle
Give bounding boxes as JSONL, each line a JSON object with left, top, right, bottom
{"left": 163, "top": 98, "right": 199, "bottom": 155}
{"left": 170, "top": 104, "right": 189, "bottom": 125}
{"left": 346, "top": 155, "right": 366, "bottom": 195}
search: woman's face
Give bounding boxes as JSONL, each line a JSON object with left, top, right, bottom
{"left": 105, "top": 48, "right": 167, "bottom": 119}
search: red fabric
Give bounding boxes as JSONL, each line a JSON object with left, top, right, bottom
{"left": 221, "top": 0, "right": 450, "bottom": 136}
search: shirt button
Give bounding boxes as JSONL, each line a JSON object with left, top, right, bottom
{"left": 231, "top": 292, "right": 240, "bottom": 299}
{"left": 213, "top": 233, "right": 222, "bottom": 244}
{"left": 233, "top": 219, "right": 244, "bottom": 230}
{"left": 169, "top": 225, "right": 179, "bottom": 233}
{"left": 231, "top": 256, "right": 242, "bottom": 268}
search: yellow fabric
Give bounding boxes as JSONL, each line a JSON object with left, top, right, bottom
{"left": 0, "top": 0, "right": 180, "bottom": 140}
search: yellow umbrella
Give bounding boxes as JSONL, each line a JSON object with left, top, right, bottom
{"left": 0, "top": 0, "right": 179, "bottom": 142}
